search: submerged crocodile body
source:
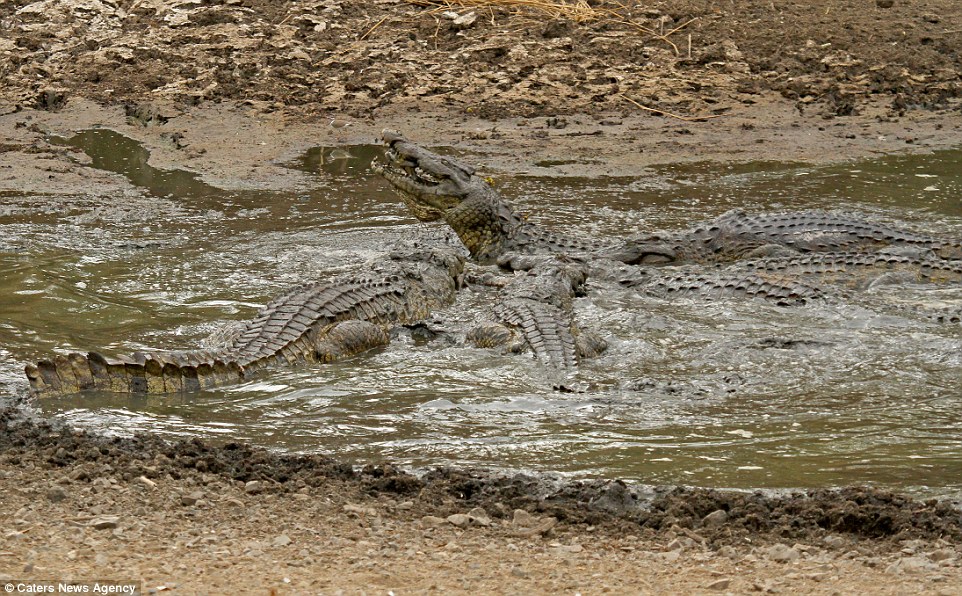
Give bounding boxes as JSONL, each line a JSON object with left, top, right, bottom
{"left": 601, "top": 264, "right": 826, "bottom": 306}
{"left": 375, "top": 131, "right": 962, "bottom": 265}
{"left": 619, "top": 210, "right": 962, "bottom": 264}
{"left": 734, "top": 250, "right": 962, "bottom": 288}
{"left": 601, "top": 251, "right": 962, "bottom": 305}
{"left": 26, "top": 248, "right": 465, "bottom": 396}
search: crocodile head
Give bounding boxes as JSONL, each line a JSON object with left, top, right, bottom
{"left": 373, "top": 130, "right": 499, "bottom": 222}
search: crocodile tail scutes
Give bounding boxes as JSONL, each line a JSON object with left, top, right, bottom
{"left": 25, "top": 351, "right": 245, "bottom": 396}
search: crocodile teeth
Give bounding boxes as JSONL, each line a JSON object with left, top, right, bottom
{"left": 414, "top": 166, "right": 440, "bottom": 184}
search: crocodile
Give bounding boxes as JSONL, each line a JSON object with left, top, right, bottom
{"left": 733, "top": 250, "right": 962, "bottom": 288}
{"left": 467, "top": 255, "right": 607, "bottom": 381}
{"left": 599, "top": 250, "right": 962, "bottom": 305}
{"left": 619, "top": 210, "right": 962, "bottom": 264}
{"left": 25, "top": 247, "right": 465, "bottom": 396}
{"left": 374, "top": 131, "right": 962, "bottom": 264}
{"left": 599, "top": 263, "right": 826, "bottom": 306}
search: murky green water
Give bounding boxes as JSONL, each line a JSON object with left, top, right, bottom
{"left": 2, "top": 130, "right": 961, "bottom": 498}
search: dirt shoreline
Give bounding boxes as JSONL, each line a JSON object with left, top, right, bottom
{"left": 3, "top": 0, "right": 962, "bottom": 592}
{"left": 3, "top": 96, "right": 962, "bottom": 196}
{"left": 2, "top": 408, "right": 961, "bottom": 594}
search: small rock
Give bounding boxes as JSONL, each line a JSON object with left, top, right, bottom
{"left": 244, "top": 480, "right": 263, "bottom": 494}
{"left": 88, "top": 515, "right": 120, "bottom": 530}
{"left": 288, "top": 48, "right": 311, "bottom": 62}
{"left": 68, "top": 468, "right": 89, "bottom": 482}
{"left": 446, "top": 513, "right": 471, "bottom": 528}
{"left": 706, "top": 578, "right": 731, "bottom": 590}
{"left": 46, "top": 486, "right": 68, "bottom": 503}
{"left": 181, "top": 491, "right": 205, "bottom": 506}
{"left": 822, "top": 534, "right": 847, "bottom": 549}
{"left": 511, "top": 509, "right": 537, "bottom": 528}
{"left": 136, "top": 476, "right": 156, "bottom": 489}
{"left": 452, "top": 12, "right": 477, "bottom": 29}
{"left": 702, "top": 509, "right": 729, "bottom": 528}
{"left": 273, "top": 534, "right": 292, "bottom": 547}
{"left": 875, "top": 0, "right": 894, "bottom": 7}
{"left": 766, "top": 543, "right": 800, "bottom": 563}
{"left": 420, "top": 515, "right": 447, "bottom": 528}
{"left": 466, "top": 507, "right": 491, "bottom": 526}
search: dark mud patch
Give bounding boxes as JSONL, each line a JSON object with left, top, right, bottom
{"left": 3, "top": 406, "right": 960, "bottom": 548}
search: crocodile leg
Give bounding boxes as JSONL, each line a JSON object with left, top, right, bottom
{"left": 313, "top": 320, "right": 390, "bottom": 362}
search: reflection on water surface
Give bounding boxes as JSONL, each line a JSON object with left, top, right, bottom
{"left": 2, "top": 130, "right": 961, "bottom": 498}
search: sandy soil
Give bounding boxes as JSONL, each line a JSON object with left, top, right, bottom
{"left": 2, "top": 1, "right": 962, "bottom": 593}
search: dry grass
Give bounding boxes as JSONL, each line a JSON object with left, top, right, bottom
{"left": 404, "top": 0, "right": 611, "bottom": 23}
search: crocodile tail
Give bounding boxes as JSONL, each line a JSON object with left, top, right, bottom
{"left": 492, "top": 300, "right": 579, "bottom": 372}
{"left": 24, "top": 351, "right": 245, "bottom": 396}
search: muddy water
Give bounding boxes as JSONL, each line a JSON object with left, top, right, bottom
{"left": 2, "top": 131, "right": 961, "bottom": 498}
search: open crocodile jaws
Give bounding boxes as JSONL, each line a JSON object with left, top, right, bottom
{"left": 25, "top": 248, "right": 465, "bottom": 396}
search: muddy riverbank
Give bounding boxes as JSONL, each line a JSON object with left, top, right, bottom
{"left": 2, "top": 409, "right": 962, "bottom": 594}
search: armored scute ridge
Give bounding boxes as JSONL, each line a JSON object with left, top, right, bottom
{"left": 624, "top": 210, "right": 962, "bottom": 264}
{"left": 605, "top": 265, "right": 826, "bottom": 306}
{"left": 25, "top": 248, "right": 465, "bottom": 396}
{"left": 735, "top": 251, "right": 962, "bottom": 288}
{"left": 375, "top": 131, "right": 962, "bottom": 266}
